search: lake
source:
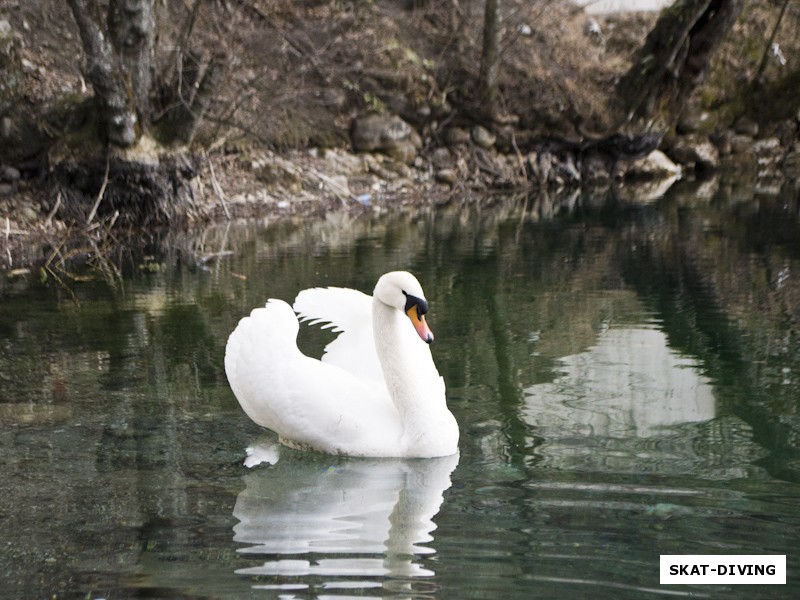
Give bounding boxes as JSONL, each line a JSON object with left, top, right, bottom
{"left": 1, "top": 180, "right": 799, "bottom": 599}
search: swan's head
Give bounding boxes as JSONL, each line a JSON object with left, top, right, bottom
{"left": 374, "top": 271, "right": 435, "bottom": 344}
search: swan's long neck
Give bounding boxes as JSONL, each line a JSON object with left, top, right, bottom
{"left": 372, "top": 300, "right": 444, "bottom": 432}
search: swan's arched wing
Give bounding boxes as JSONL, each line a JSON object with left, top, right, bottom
{"left": 293, "top": 286, "right": 384, "bottom": 385}
{"left": 224, "top": 299, "right": 401, "bottom": 455}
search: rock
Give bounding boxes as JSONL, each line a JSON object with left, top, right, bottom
{"left": 677, "top": 112, "right": 711, "bottom": 135}
{"left": 409, "top": 129, "right": 423, "bottom": 150}
{"left": 351, "top": 113, "right": 412, "bottom": 151}
{"left": 435, "top": 168, "right": 458, "bottom": 184}
{"left": 471, "top": 125, "right": 496, "bottom": 149}
{"left": 492, "top": 126, "right": 515, "bottom": 153}
{"left": 0, "top": 165, "right": 20, "bottom": 181}
{"left": 415, "top": 104, "right": 431, "bottom": 120}
{"left": 365, "top": 155, "right": 397, "bottom": 180}
{"left": 624, "top": 150, "right": 681, "bottom": 180}
{"left": 351, "top": 113, "right": 419, "bottom": 164}
{"left": 0, "top": 116, "right": 11, "bottom": 139}
{"left": 581, "top": 151, "right": 611, "bottom": 182}
{"left": 733, "top": 116, "right": 759, "bottom": 137}
{"left": 753, "top": 137, "right": 783, "bottom": 178}
{"left": 384, "top": 140, "right": 417, "bottom": 165}
{"left": 0, "top": 182, "right": 13, "bottom": 196}
{"left": 383, "top": 158, "right": 413, "bottom": 178}
{"left": 752, "top": 137, "right": 781, "bottom": 154}
{"left": 430, "top": 147, "right": 452, "bottom": 169}
{"left": 729, "top": 134, "right": 754, "bottom": 155}
{"left": 712, "top": 130, "right": 732, "bottom": 155}
{"left": 18, "top": 202, "right": 38, "bottom": 221}
{"left": 667, "top": 135, "right": 719, "bottom": 170}
{"left": 444, "top": 127, "right": 470, "bottom": 147}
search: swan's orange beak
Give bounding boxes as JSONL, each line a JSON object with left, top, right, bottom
{"left": 407, "top": 305, "right": 434, "bottom": 344}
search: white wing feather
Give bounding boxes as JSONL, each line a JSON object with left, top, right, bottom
{"left": 293, "top": 287, "right": 385, "bottom": 386}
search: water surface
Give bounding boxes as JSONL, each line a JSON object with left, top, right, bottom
{"left": 1, "top": 183, "right": 799, "bottom": 598}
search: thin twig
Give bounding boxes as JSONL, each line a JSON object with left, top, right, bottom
{"left": 206, "top": 153, "right": 230, "bottom": 220}
{"left": 510, "top": 131, "right": 528, "bottom": 182}
{"left": 46, "top": 191, "right": 62, "bottom": 226}
{"left": 87, "top": 155, "right": 110, "bottom": 225}
{"left": 42, "top": 259, "right": 80, "bottom": 302}
{"left": 44, "top": 227, "right": 72, "bottom": 271}
{"left": 754, "top": 0, "right": 791, "bottom": 84}
{"left": 4, "top": 217, "right": 10, "bottom": 268}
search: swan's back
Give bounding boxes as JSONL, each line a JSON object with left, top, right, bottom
{"left": 224, "top": 299, "right": 403, "bottom": 455}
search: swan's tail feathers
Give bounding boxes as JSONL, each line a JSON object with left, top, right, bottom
{"left": 224, "top": 299, "right": 300, "bottom": 430}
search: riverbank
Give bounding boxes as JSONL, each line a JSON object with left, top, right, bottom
{"left": 1, "top": 155, "right": 794, "bottom": 280}
{"left": 1, "top": 0, "right": 799, "bottom": 273}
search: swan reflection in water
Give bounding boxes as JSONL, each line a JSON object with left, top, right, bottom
{"left": 232, "top": 439, "right": 459, "bottom": 589}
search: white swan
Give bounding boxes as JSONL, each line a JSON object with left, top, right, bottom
{"left": 224, "top": 271, "right": 459, "bottom": 458}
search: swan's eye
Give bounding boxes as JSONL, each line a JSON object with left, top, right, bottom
{"left": 403, "top": 292, "right": 428, "bottom": 319}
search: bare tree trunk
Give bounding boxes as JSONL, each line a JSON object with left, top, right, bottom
{"left": 478, "top": 0, "right": 500, "bottom": 117}
{"left": 107, "top": 0, "right": 156, "bottom": 127}
{"left": 59, "top": 0, "right": 216, "bottom": 226}
{"left": 616, "top": 0, "right": 744, "bottom": 130}
{"left": 66, "top": 0, "right": 140, "bottom": 147}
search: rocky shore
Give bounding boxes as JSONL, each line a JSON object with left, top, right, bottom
{"left": 2, "top": 103, "right": 800, "bottom": 272}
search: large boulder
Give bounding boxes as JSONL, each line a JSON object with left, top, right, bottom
{"left": 351, "top": 113, "right": 421, "bottom": 165}
{"left": 667, "top": 134, "right": 719, "bottom": 170}
{"left": 625, "top": 150, "right": 682, "bottom": 180}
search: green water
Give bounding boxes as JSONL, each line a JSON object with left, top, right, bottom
{"left": 1, "top": 185, "right": 799, "bottom": 599}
